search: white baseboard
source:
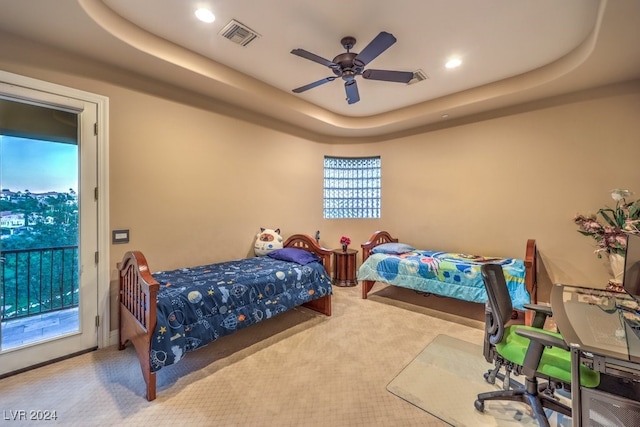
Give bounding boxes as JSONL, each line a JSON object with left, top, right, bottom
{"left": 108, "top": 329, "right": 118, "bottom": 347}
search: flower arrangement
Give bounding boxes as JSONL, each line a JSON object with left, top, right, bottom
{"left": 340, "top": 235, "right": 351, "bottom": 251}
{"left": 574, "top": 189, "right": 640, "bottom": 258}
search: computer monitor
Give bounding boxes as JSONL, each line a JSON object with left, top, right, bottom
{"left": 622, "top": 233, "right": 640, "bottom": 304}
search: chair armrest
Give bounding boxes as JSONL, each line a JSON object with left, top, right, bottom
{"left": 515, "top": 327, "right": 570, "bottom": 378}
{"left": 523, "top": 304, "right": 553, "bottom": 329}
{"left": 515, "top": 328, "right": 568, "bottom": 351}
{"left": 523, "top": 304, "right": 553, "bottom": 316}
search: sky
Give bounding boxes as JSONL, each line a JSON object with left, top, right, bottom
{"left": 0, "top": 136, "right": 78, "bottom": 193}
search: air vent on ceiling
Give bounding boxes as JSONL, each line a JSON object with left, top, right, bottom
{"left": 407, "top": 69, "right": 429, "bottom": 85}
{"left": 219, "top": 19, "right": 260, "bottom": 47}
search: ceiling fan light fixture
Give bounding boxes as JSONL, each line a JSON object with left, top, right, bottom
{"left": 194, "top": 8, "right": 215, "bottom": 23}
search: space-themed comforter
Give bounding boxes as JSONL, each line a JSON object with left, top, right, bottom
{"left": 357, "top": 250, "right": 530, "bottom": 310}
{"left": 149, "top": 256, "right": 332, "bottom": 372}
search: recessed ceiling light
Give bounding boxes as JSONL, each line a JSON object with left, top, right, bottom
{"left": 445, "top": 58, "right": 462, "bottom": 69}
{"left": 195, "top": 8, "right": 215, "bottom": 23}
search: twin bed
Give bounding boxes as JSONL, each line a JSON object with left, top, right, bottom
{"left": 358, "top": 231, "right": 537, "bottom": 319}
{"left": 118, "top": 234, "right": 333, "bottom": 401}
{"left": 119, "top": 229, "right": 536, "bottom": 401}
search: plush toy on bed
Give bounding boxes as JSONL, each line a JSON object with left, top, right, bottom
{"left": 254, "top": 228, "right": 283, "bottom": 256}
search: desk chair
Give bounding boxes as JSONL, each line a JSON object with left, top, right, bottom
{"left": 474, "top": 264, "right": 600, "bottom": 427}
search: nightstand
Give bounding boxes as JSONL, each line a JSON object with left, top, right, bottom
{"left": 332, "top": 248, "right": 358, "bottom": 287}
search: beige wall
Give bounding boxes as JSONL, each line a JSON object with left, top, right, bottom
{"left": 2, "top": 33, "right": 640, "bottom": 334}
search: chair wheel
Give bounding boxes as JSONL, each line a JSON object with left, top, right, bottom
{"left": 483, "top": 371, "right": 495, "bottom": 384}
{"left": 474, "top": 400, "right": 485, "bottom": 412}
{"left": 482, "top": 372, "right": 496, "bottom": 384}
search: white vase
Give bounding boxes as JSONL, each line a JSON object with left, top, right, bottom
{"left": 609, "top": 253, "right": 625, "bottom": 285}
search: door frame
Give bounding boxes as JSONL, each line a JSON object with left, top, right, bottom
{"left": 0, "top": 70, "right": 110, "bottom": 349}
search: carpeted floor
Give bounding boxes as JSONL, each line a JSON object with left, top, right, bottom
{"left": 387, "top": 334, "right": 572, "bottom": 427}
{"left": 0, "top": 284, "right": 491, "bottom": 426}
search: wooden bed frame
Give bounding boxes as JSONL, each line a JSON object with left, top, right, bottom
{"left": 359, "top": 230, "right": 538, "bottom": 325}
{"left": 118, "top": 233, "right": 332, "bottom": 401}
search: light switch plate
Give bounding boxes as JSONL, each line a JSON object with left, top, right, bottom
{"left": 112, "top": 229, "right": 130, "bottom": 244}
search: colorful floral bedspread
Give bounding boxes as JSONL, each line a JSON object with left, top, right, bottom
{"left": 149, "top": 256, "right": 332, "bottom": 372}
{"left": 357, "top": 250, "right": 530, "bottom": 309}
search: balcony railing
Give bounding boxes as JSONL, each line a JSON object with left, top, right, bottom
{"left": 1, "top": 246, "right": 78, "bottom": 320}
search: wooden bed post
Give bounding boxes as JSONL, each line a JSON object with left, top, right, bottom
{"left": 283, "top": 234, "right": 333, "bottom": 316}
{"left": 523, "top": 239, "right": 538, "bottom": 326}
{"left": 118, "top": 251, "right": 160, "bottom": 401}
{"left": 360, "top": 231, "right": 398, "bottom": 298}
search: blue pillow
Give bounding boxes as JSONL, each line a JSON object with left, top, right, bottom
{"left": 267, "top": 248, "right": 321, "bottom": 265}
{"left": 371, "top": 242, "right": 415, "bottom": 255}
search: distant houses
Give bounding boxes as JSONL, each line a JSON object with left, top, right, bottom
{"left": 1, "top": 188, "right": 69, "bottom": 201}
{"left": 0, "top": 189, "right": 74, "bottom": 239}
{"left": 1, "top": 212, "right": 26, "bottom": 237}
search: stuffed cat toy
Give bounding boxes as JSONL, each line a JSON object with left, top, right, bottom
{"left": 254, "top": 228, "right": 283, "bottom": 256}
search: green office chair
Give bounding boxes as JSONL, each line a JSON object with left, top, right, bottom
{"left": 475, "top": 263, "right": 600, "bottom": 427}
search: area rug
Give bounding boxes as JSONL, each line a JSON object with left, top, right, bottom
{"left": 386, "top": 334, "right": 572, "bottom": 427}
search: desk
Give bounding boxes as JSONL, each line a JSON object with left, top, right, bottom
{"left": 551, "top": 284, "right": 640, "bottom": 427}
{"left": 332, "top": 248, "right": 358, "bottom": 287}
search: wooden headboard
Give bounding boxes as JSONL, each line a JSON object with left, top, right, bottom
{"left": 284, "top": 233, "right": 333, "bottom": 274}
{"left": 360, "top": 230, "right": 399, "bottom": 263}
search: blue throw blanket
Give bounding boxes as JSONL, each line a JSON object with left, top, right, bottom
{"left": 149, "top": 256, "right": 332, "bottom": 372}
{"left": 357, "top": 250, "right": 530, "bottom": 309}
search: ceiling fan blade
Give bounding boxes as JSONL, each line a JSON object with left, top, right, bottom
{"left": 354, "top": 31, "right": 397, "bottom": 66}
{"left": 292, "top": 76, "right": 336, "bottom": 93}
{"left": 362, "top": 69, "right": 413, "bottom": 83}
{"left": 290, "top": 48, "right": 338, "bottom": 68}
{"left": 345, "top": 80, "right": 360, "bottom": 104}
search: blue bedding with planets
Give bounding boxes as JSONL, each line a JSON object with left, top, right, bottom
{"left": 148, "top": 256, "right": 332, "bottom": 372}
{"left": 357, "top": 250, "right": 530, "bottom": 310}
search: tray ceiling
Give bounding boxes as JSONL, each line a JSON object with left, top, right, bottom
{"left": 0, "top": 0, "right": 639, "bottom": 139}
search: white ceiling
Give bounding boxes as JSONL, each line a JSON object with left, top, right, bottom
{"left": 101, "top": 0, "right": 599, "bottom": 116}
{"left": 1, "top": 0, "right": 639, "bottom": 139}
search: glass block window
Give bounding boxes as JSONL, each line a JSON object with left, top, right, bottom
{"left": 323, "top": 156, "right": 381, "bottom": 219}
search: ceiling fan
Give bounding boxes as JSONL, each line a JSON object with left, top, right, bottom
{"left": 290, "top": 31, "right": 413, "bottom": 105}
